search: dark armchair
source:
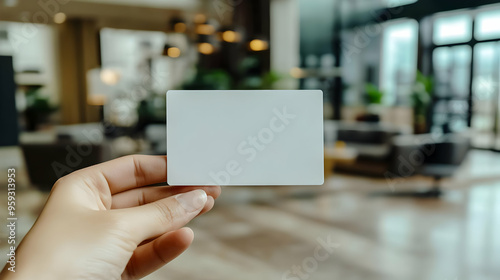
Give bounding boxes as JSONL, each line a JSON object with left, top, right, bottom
{"left": 384, "top": 133, "right": 471, "bottom": 198}
{"left": 332, "top": 122, "right": 404, "bottom": 176}
{"left": 21, "top": 142, "right": 105, "bottom": 191}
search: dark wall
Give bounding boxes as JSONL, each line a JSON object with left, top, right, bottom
{"left": 0, "top": 56, "right": 19, "bottom": 146}
{"left": 299, "top": 0, "right": 335, "bottom": 57}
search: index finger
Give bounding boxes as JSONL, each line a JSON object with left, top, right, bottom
{"left": 75, "top": 155, "right": 168, "bottom": 194}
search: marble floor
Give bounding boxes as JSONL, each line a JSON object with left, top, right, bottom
{"left": 1, "top": 148, "right": 500, "bottom": 280}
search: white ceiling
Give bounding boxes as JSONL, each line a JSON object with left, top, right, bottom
{"left": 75, "top": 0, "right": 201, "bottom": 10}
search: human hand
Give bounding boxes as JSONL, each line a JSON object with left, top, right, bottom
{"left": 1, "top": 155, "right": 221, "bottom": 280}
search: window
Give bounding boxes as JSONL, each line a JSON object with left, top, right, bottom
{"left": 383, "top": 0, "right": 418, "bottom": 7}
{"left": 433, "top": 14, "right": 472, "bottom": 45}
{"left": 381, "top": 19, "right": 419, "bottom": 105}
{"left": 430, "top": 5, "right": 500, "bottom": 150}
{"left": 471, "top": 42, "right": 500, "bottom": 148}
{"left": 476, "top": 9, "right": 500, "bottom": 40}
{"left": 99, "top": 28, "right": 189, "bottom": 94}
{"left": 432, "top": 45, "right": 471, "bottom": 98}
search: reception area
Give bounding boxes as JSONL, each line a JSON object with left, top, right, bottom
{"left": 1, "top": 0, "right": 500, "bottom": 279}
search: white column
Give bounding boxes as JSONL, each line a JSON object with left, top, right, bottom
{"left": 270, "top": 0, "right": 300, "bottom": 89}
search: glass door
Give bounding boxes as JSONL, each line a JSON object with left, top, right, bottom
{"left": 432, "top": 45, "right": 471, "bottom": 134}
{"left": 428, "top": 5, "right": 500, "bottom": 150}
{"left": 472, "top": 42, "right": 500, "bottom": 150}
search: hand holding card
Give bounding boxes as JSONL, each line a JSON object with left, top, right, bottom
{"left": 167, "top": 90, "right": 324, "bottom": 186}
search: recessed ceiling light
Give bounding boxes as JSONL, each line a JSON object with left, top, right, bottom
{"left": 198, "top": 42, "right": 215, "bottom": 55}
{"left": 249, "top": 39, "right": 269, "bottom": 52}
{"left": 222, "top": 30, "right": 241, "bottom": 43}
{"left": 53, "top": 13, "right": 67, "bottom": 24}
{"left": 384, "top": 0, "right": 417, "bottom": 8}
{"left": 4, "top": 0, "right": 18, "bottom": 7}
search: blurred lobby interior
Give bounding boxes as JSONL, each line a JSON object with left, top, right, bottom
{"left": 1, "top": 0, "right": 500, "bottom": 279}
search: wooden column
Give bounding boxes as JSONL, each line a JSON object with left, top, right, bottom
{"left": 57, "top": 19, "right": 100, "bottom": 124}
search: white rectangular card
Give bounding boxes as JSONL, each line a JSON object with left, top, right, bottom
{"left": 166, "top": 90, "right": 324, "bottom": 186}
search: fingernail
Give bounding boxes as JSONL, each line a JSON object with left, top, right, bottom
{"left": 175, "top": 190, "right": 207, "bottom": 213}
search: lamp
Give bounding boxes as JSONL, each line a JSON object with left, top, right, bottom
{"left": 193, "top": 13, "right": 207, "bottom": 24}
{"left": 162, "top": 44, "right": 181, "bottom": 58}
{"left": 248, "top": 38, "right": 269, "bottom": 51}
{"left": 170, "top": 17, "right": 187, "bottom": 33}
{"left": 53, "top": 12, "right": 67, "bottom": 24}
{"left": 86, "top": 68, "right": 121, "bottom": 106}
{"left": 219, "top": 29, "right": 242, "bottom": 43}
{"left": 196, "top": 23, "right": 215, "bottom": 35}
{"left": 198, "top": 42, "right": 214, "bottom": 55}
{"left": 197, "top": 31, "right": 217, "bottom": 55}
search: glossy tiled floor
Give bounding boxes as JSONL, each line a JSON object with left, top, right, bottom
{"left": 1, "top": 148, "right": 500, "bottom": 280}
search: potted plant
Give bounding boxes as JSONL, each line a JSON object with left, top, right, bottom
{"left": 181, "top": 67, "right": 232, "bottom": 90}
{"left": 411, "top": 71, "right": 433, "bottom": 134}
{"left": 24, "top": 86, "right": 57, "bottom": 131}
{"left": 356, "top": 83, "right": 384, "bottom": 123}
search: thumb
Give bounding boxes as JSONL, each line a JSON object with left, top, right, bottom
{"left": 119, "top": 189, "right": 207, "bottom": 242}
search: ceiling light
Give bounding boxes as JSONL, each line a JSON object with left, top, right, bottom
{"left": 87, "top": 95, "right": 107, "bottom": 106}
{"left": 162, "top": 44, "right": 181, "bottom": 58}
{"left": 249, "top": 39, "right": 269, "bottom": 51}
{"left": 3, "top": 0, "right": 18, "bottom": 7}
{"left": 196, "top": 24, "right": 215, "bottom": 35}
{"left": 100, "top": 69, "right": 121, "bottom": 86}
{"left": 194, "top": 13, "right": 207, "bottom": 24}
{"left": 384, "top": 0, "right": 417, "bottom": 7}
{"left": 174, "top": 22, "right": 187, "bottom": 33}
{"left": 198, "top": 42, "right": 214, "bottom": 55}
{"left": 290, "top": 67, "right": 306, "bottom": 79}
{"left": 53, "top": 12, "right": 67, "bottom": 24}
{"left": 222, "top": 30, "right": 241, "bottom": 43}
{"left": 167, "top": 47, "right": 181, "bottom": 58}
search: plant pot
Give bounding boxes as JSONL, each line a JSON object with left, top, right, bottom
{"left": 25, "top": 109, "right": 49, "bottom": 131}
{"left": 413, "top": 115, "right": 427, "bottom": 134}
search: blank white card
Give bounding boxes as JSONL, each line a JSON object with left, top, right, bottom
{"left": 166, "top": 90, "right": 324, "bottom": 186}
